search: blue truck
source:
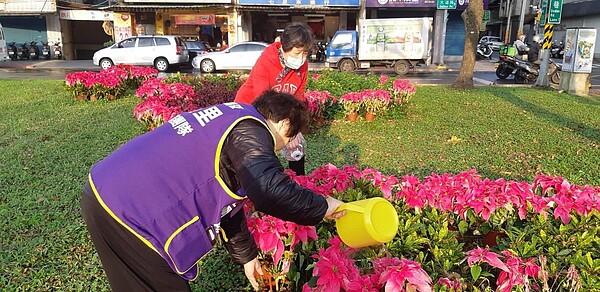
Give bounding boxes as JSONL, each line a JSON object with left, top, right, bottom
{"left": 325, "top": 18, "right": 433, "bottom": 75}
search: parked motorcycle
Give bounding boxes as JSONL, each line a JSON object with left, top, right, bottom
{"left": 550, "top": 41, "right": 564, "bottom": 59}
{"left": 476, "top": 42, "right": 493, "bottom": 59}
{"left": 513, "top": 58, "right": 561, "bottom": 85}
{"left": 316, "top": 41, "right": 327, "bottom": 62}
{"left": 29, "top": 41, "right": 40, "bottom": 60}
{"left": 17, "top": 43, "right": 29, "bottom": 60}
{"left": 41, "top": 41, "right": 51, "bottom": 60}
{"left": 53, "top": 41, "right": 62, "bottom": 59}
{"left": 7, "top": 42, "right": 18, "bottom": 61}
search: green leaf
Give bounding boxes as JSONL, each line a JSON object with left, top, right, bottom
{"left": 458, "top": 220, "right": 468, "bottom": 234}
{"left": 556, "top": 249, "right": 572, "bottom": 256}
{"left": 471, "top": 265, "right": 482, "bottom": 280}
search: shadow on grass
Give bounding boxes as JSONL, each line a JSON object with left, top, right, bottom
{"left": 494, "top": 89, "right": 600, "bottom": 143}
{"left": 305, "top": 121, "right": 361, "bottom": 171}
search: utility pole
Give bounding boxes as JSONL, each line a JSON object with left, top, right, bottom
{"left": 517, "top": 0, "right": 528, "bottom": 35}
{"left": 504, "top": 0, "right": 513, "bottom": 43}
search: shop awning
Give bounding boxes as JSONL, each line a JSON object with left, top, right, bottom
{"left": 235, "top": 5, "right": 359, "bottom": 11}
{"left": 102, "top": 4, "right": 232, "bottom": 12}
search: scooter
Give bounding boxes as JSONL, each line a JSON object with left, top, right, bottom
{"left": 7, "top": 42, "right": 18, "bottom": 61}
{"left": 17, "top": 43, "right": 29, "bottom": 60}
{"left": 495, "top": 55, "right": 519, "bottom": 79}
{"left": 41, "top": 41, "right": 51, "bottom": 60}
{"left": 316, "top": 41, "right": 327, "bottom": 62}
{"left": 550, "top": 41, "right": 564, "bottom": 59}
{"left": 476, "top": 42, "right": 493, "bottom": 59}
{"left": 29, "top": 41, "right": 40, "bottom": 60}
{"left": 53, "top": 42, "right": 62, "bottom": 59}
{"left": 513, "top": 59, "right": 561, "bottom": 85}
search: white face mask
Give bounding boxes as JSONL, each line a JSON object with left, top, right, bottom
{"left": 284, "top": 54, "right": 306, "bottom": 69}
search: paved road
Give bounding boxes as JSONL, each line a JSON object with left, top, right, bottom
{"left": 1, "top": 56, "right": 599, "bottom": 90}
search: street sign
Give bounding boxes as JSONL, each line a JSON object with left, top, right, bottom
{"left": 548, "top": 0, "right": 563, "bottom": 24}
{"left": 483, "top": 10, "right": 490, "bottom": 22}
{"left": 437, "top": 0, "right": 456, "bottom": 9}
{"left": 540, "top": 0, "right": 549, "bottom": 25}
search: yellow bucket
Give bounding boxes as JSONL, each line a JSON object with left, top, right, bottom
{"left": 335, "top": 197, "right": 399, "bottom": 248}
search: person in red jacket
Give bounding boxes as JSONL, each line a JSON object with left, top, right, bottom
{"left": 235, "top": 22, "right": 313, "bottom": 175}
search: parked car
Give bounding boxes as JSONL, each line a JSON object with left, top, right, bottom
{"left": 93, "top": 35, "right": 188, "bottom": 72}
{"left": 184, "top": 40, "right": 213, "bottom": 64}
{"left": 479, "top": 36, "right": 504, "bottom": 51}
{"left": 192, "top": 41, "right": 268, "bottom": 73}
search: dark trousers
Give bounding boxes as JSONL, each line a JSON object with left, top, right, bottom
{"left": 288, "top": 156, "right": 305, "bottom": 175}
{"left": 81, "top": 182, "right": 190, "bottom": 292}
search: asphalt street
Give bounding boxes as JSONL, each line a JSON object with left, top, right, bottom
{"left": 1, "top": 53, "right": 599, "bottom": 91}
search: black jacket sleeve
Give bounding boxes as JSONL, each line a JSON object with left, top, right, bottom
{"left": 223, "top": 119, "right": 328, "bottom": 225}
{"left": 218, "top": 119, "right": 328, "bottom": 265}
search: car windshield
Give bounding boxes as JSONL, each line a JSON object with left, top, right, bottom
{"left": 186, "top": 41, "right": 207, "bottom": 50}
{"left": 488, "top": 37, "right": 501, "bottom": 42}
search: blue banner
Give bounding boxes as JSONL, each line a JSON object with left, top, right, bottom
{"left": 238, "top": 0, "right": 359, "bottom": 6}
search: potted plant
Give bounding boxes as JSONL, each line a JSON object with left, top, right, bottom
{"left": 339, "top": 92, "right": 363, "bottom": 122}
{"left": 305, "top": 90, "right": 334, "bottom": 127}
{"left": 361, "top": 89, "right": 391, "bottom": 121}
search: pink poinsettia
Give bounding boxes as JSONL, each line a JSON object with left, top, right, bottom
{"left": 466, "top": 247, "right": 509, "bottom": 272}
{"left": 376, "top": 257, "right": 432, "bottom": 292}
{"left": 496, "top": 250, "right": 541, "bottom": 292}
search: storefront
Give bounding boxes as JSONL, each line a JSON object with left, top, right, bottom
{"left": 112, "top": 0, "right": 235, "bottom": 47}
{"left": 58, "top": 9, "right": 113, "bottom": 60}
{"left": 236, "top": 0, "right": 360, "bottom": 44}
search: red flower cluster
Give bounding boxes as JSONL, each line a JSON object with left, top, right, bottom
{"left": 65, "top": 65, "right": 157, "bottom": 101}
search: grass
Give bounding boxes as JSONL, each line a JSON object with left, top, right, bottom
{"left": 1, "top": 79, "right": 598, "bottom": 290}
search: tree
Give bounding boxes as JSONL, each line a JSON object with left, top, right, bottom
{"left": 451, "top": 0, "right": 485, "bottom": 89}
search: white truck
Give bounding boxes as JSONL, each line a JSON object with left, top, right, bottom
{"left": 325, "top": 18, "right": 433, "bottom": 75}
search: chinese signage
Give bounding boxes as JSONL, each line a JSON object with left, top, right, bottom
{"left": 548, "top": 0, "right": 563, "bottom": 24}
{"left": 483, "top": 10, "right": 490, "bottom": 21}
{"left": 540, "top": 0, "right": 548, "bottom": 25}
{"left": 437, "top": 0, "right": 456, "bottom": 9}
{"left": 174, "top": 14, "right": 215, "bottom": 25}
{"left": 238, "top": 0, "right": 359, "bottom": 5}
{"left": 125, "top": 0, "right": 231, "bottom": 3}
{"left": 114, "top": 13, "right": 133, "bottom": 43}
{"left": 1, "top": 0, "right": 56, "bottom": 13}
{"left": 562, "top": 28, "right": 596, "bottom": 74}
{"left": 59, "top": 10, "right": 113, "bottom": 21}
{"left": 366, "top": 0, "right": 486, "bottom": 9}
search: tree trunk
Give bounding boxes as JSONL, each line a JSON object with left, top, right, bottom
{"left": 451, "top": 0, "right": 484, "bottom": 89}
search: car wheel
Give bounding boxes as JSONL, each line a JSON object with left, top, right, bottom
{"left": 394, "top": 60, "right": 410, "bottom": 75}
{"left": 338, "top": 59, "right": 355, "bottom": 72}
{"left": 154, "top": 57, "right": 169, "bottom": 72}
{"left": 200, "top": 59, "right": 215, "bottom": 73}
{"left": 99, "top": 58, "right": 113, "bottom": 70}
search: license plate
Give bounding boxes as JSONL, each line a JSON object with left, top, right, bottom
{"left": 8, "top": 52, "right": 14, "bottom": 55}
{"left": 30, "top": 53, "right": 36, "bottom": 56}
{"left": 43, "top": 52, "right": 49, "bottom": 55}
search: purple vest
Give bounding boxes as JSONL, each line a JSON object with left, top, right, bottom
{"left": 89, "top": 102, "right": 272, "bottom": 280}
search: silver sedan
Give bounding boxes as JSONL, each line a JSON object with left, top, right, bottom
{"left": 192, "top": 41, "right": 268, "bottom": 73}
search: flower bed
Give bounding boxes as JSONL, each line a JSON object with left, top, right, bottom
{"left": 245, "top": 164, "right": 600, "bottom": 291}
{"left": 64, "top": 65, "right": 157, "bottom": 101}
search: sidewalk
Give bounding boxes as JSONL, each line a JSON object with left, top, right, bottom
{"left": 0, "top": 58, "right": 498, "bottom": 73}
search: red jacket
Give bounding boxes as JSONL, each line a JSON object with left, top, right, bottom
{"left": 235, "top": 42, "right": 308, "bottom": 104}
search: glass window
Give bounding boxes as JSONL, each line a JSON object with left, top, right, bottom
{"left": 330, "top": 33, "right": 353, "bottom": 49}
{"left": 228, "top": 44, "right": 246, "bottom": 53}
{"left": 246, "top": 44, "right": 266, "bottom": 52}
{"left": 119, "top": 38, "right": 136, "bottom": 48}
{"left": 138, "top": 38, "right": 154, "bottom": 47}
{"left": 155, "top": 37, "right": 171, "bottom": 46}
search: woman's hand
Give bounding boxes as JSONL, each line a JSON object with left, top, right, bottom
{"left": 324, "top": 196, "right": 346, "bottom": 220}
{"left": 285, "top": 132, "right": 304, "bottom": 150}
{"left": 243, "top": 257, "right": 263, "bottom": 291}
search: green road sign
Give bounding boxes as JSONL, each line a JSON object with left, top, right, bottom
{"left": 483, "top": 10, "right": 490, "bottom": 22}
{"left": 540, "top": 0, "right": 549, "bottom": 25}
{"left": 548, "top": 0, "right": 563, "bottom": 24}
{"left": 437, "top": 0, "right": 456, "bottom": 9}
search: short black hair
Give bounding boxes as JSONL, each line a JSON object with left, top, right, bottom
{"left": 280, "top": 23, "right": 314, "bottom": 53}
{"left": 252, "top": 90, "right": 309, "bottom": 138}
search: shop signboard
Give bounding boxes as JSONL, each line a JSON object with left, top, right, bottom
{"left": 114, "top": 13, "right": 133, "bottom": 43}
{"left": 59, "top": 10, "right": 113, "bottom": 21}
{"left": 437, "top": 0, "right": 456, "bottom": 9}
{"left": 562, "top": 28, "right": 596, "bottom": 73}
{"left": 2, "top": 0, "right": 56, "bottom": 13}
{"left": 365, "top": 0, "right": 486, "bottom": 9}
{"left": 174, "top": 15, "right": 215, "bottom": 25}
{"left": 125, "top": 0, "right": 231, "bottom": 3}
{"left": 238, "top": 0, "right": 359, "bottom": 5}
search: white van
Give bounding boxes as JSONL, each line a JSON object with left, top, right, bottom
{"left": 0, "top": 23, "right": 6, "bottom": 61}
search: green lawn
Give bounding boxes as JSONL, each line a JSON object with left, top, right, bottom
{"left": 1, "top": 79, "right": 599, "bottom": 290}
